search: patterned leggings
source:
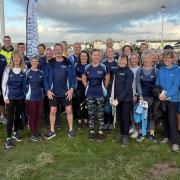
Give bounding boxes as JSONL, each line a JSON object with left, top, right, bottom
{"left": 86, "top": 97, "right": 105, "bottom": 131}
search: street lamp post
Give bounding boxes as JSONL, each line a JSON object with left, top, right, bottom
{"left": 161, "top": 5, "right": 166, "bottom": 48}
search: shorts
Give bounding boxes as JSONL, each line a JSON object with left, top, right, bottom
{"left": 49, "top": 95, "right": 72, "bottom": 107}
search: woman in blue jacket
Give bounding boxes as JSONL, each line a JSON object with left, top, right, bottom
{"left": 111, "top": 54, "right": 134, "bottom": 147}
{"left": 156, "top": 49, "right": 180, "bottom": 152}
{"left": 2, "top": 51, "right": 26, "bottom": 149}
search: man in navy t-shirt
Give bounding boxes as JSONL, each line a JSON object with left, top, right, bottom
{"left": 44, "top": 43, "right": 76, "bottom": 139}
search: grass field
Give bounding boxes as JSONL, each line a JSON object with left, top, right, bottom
{"left": 0, "top": 119, "right": 180, "bottom": 180}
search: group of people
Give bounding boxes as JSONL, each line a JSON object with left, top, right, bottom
{"left": 0, "top": 36, "right": 180, "bottom": 152}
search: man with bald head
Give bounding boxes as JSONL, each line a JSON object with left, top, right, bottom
{"left": 104, "top": 38, "right": 119, "bottom": 60}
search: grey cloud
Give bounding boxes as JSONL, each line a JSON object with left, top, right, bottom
{"left": 14, "top": 0, "right": 180, "bottom": 33}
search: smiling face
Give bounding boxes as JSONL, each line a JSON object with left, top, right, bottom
{"left": 13, "top": 54, "right": 22, "bottom": 67}
{"left": 73, "top": 43, "right": 81, "bottom": 55}
{"left": 17, "top": 44, "right": 25, "bottom": 54}
{"left": 80, "top": 52, "right": 88, "bottom": 65}
{"left": 143, "top": 55, "right": 153, "bottom": 67}
{"left": 124, "top": 46, "right": 132, "bottom": 56}
{"left": 106, "top": 48, "right": 114, "bottom": 59}
{"left": 30, "top": 58, "right": 39, "bottom": 69}
{"left": 163, "top": 55, "right": 174, "bottom": 67}
{"left": 118, "top": 56, "right": 128, "bottom": 68}
{"left": 91, "top": 50, "right": 101, "bottom": 64}
{"left": 3, "top": 37, "right": 11, "bottom": 48}
{"left": 38, "top": 45, "right": 45, "bottom": 56}
{"left": 45, "top": 48, "right": 53, "bottom": 60}
{"left": 130, "top": 54, "right": 139, "bottom": 67}
{"left": 54, "top": 44, "right": 63, "bottom": 58}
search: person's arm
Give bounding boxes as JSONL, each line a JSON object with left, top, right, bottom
{"left": 76, "top": 77, "right": 82, "bottom": 81}
{"left": 104, "top": 74, "right": 110, "bottom": 88}
{"left": 82, "top": 74, "right": 88, "bottom": 87}
{"left": 2, "top": 67, "right": 10, "bottom": 103}
{"left": 136, "top": 68, "right": 143, "bottom": 98}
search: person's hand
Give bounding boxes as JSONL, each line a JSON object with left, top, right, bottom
{"left": 65, "top": 89, "right": 73, "bottom": 101}
{"left": 133, "top": 96, "right": 138, "bottom": 104}
{"left": 111, "top": 99, "right": 119, "bottom": 107}
{"left": 4, "top": 99, "right": 10, "bottom": 104}
{"left": 47, "top": 90, "right": 54, "bottom": 100}
{"left": 139, "top": 96, "right": 144, "bottom": 102}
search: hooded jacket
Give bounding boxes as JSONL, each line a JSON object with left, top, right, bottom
{"left": 156, "top": 64, "right": 180, "bottom": 102}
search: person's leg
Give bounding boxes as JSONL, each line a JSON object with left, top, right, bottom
{"left": 48, "top": 96, "right": 58, "bottom": 132}
{"left": 26, "top": 100, "right": 37, "bottom": 135}
{"left": 121, "top": 102, "right": 131, "bottom": 136}
{"left": 35, "top": 101, "right": 43, "bottom": 134}
{"left": 6, "top": 100, "right": 15, "bottom": 138}
{"left": 14, "top": 99, "right": 24, "bottom": 133}
{"left": 167, "top": 101, "right": 179, "bottom": 145}
{"left": 49, "top": 106, "right": 57, "bottom": 132}
{"left": 116, "top": 102, "right": 124, "bottom": 135}
{"left": 65, "top": 105, "right": 73, "bottom": 131}
{"left": 97, "top": 97, "right": 105, "bottom": 133}
{"left": 76, "top": 89, "right": 82, "bottom": 124}
{"left": 87, "top": 97, "right": 96, "bottom": 131}
{"left": 162, "top": 108, "right": 170, "bottom": 140}
{"left": 177, "top": 102, "right": 180, "bottom": 133}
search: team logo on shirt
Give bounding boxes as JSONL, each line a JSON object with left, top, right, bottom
{"left": 39, "top": 75, "right": 42, "bottom": 78}
{"left": 20, "top": 74, "right": 24, "bottom": 77}
{"left": 169, "top": 73, "right": 174, "bottom": 77}
{"left": 119, "top": 73, "right": 125, "bottom": 76}
{"left": 150, "top": 75, "right": 155, "bottom": 78}
{"left": 97, "top": 71, "right": 103, "bottom": 75}
{"left": 61, "top": 65, "right": 67, "bottom": 68}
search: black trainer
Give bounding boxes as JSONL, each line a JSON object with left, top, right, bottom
{"left": 12, "top": 132, "right": 22, "bottom": 142}
{"left": 89, "top": 131, "right": 95, "bottom": 140}
{"left": 30, "top": 135, "right": 39, "bottom": 142}
{"left": 121, "top": 136, "right": 128, "bottom": 147}
{"left": 5, "top": 138, "right": 13, "bottom": 149}
{"left": 97, "top": 131, "right": 104, "bottom": 142}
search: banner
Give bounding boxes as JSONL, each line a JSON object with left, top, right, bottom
{"left": 26, "top": 0, "right": 39, "bottom": 57}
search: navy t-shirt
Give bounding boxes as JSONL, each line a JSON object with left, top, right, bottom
{"left": 76, "top": 63, "right": 87, "bottom": 90}
{"left": 26, "top": 69, "right": 44, "bottom": 101}
{"left": 52, "top": 60, "right": 70, "bottom": 97}
{"left": 84, "top": 63, "right": 108, "bottom": 98}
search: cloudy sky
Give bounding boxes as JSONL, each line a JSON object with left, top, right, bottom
{"left": 2, "top": 0, "right": 180, "bottom": 43}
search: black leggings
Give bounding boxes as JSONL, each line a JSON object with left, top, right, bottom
{"left": 162, "top": 101, "right": 179, "bottom": 144}
{"left": 116, "top": 102, "right": 132, "bottom": 136}
{"left": 6, "top": 99, "right": 24, "bottom": 138}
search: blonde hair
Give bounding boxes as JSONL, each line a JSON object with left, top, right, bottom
{"left": 129, "top": 52, "right": 141, "bottom": 67}
{"left": 10, "top": 50, "right": 25, "bottom": 71}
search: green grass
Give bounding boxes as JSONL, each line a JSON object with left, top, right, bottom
{"left": 0, "top": 120, "right": 180, "bottom": 180}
